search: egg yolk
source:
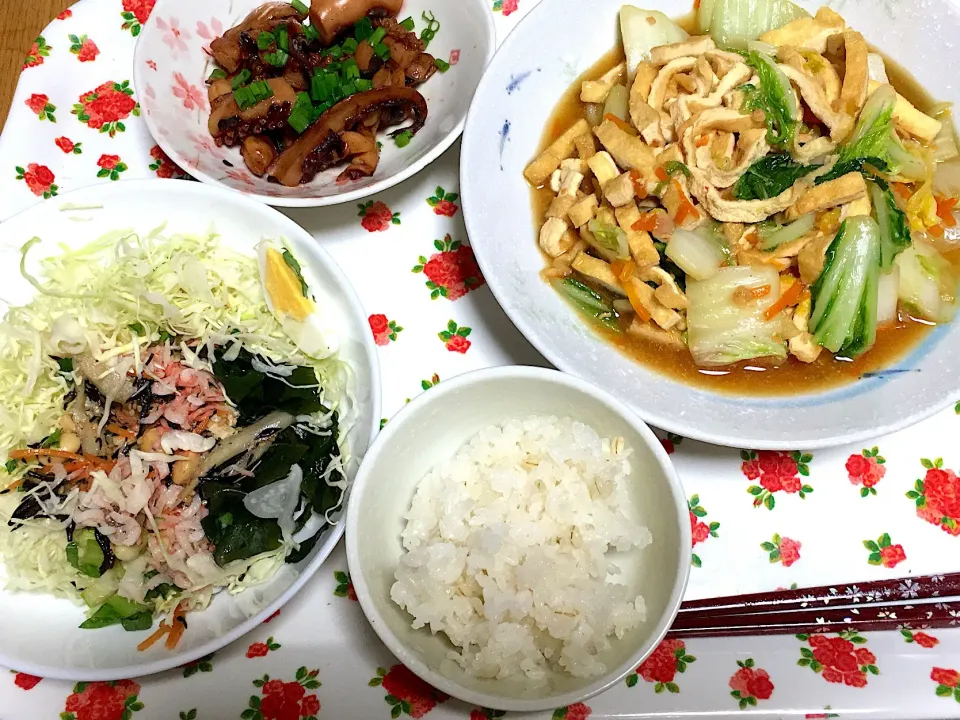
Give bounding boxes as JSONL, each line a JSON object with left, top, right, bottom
{"left": 264, "top": 247, "right": 313, "bottom": 321}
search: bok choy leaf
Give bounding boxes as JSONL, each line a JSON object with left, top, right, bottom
{"left": 705, "top": 0, "right": 809, "bottom": 50}
{"left": 809, "top": 217, "right": 881, "bottom": 357}
{"left": 740, "top": 51, "right": 799, "bottom": 147}
{"left": 733, "top": 154, "right": 816, "bottom": 200}
{"left": 554, "top": 277, "right": 620, "bottom": 332}
{"left": 868, "top": 179, "right": 911, "bottom": 270}
{"left": 896, "top": 239, "right": 959, "bottom": 323}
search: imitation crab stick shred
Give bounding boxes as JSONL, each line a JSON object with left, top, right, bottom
{"left": 763, "top": 280, "right": 805, "bottom": 321}
{"left": 137, "top": 622, "right": 170, "bottom": 651}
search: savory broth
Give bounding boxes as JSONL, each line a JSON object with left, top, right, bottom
{"left": 530, "top": 27, "right": 953, "bottom": 396}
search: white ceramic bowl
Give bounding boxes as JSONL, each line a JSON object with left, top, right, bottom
{"left": 345, "top": 366, "right": 690, "bottom": 713}
{"left": 134, "top": 0, "right": 495, "bottom": 207}
{"left": 0, "top": 179, "right": 380, "bottom": 680}
{"left": 460, "top": 0, "right": 960, "bottom": 450}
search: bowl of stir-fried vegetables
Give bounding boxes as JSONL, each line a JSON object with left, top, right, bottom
{"left": 462, "top": 0, "right": 960, "bottom": 449}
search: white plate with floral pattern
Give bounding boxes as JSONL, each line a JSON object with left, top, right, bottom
{"left": 133, "top": 0, "right": 495, "bottom": 207}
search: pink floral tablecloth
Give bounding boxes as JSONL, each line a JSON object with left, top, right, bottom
{"left": 1, "top": 1, "right": 959, "bottom": 719}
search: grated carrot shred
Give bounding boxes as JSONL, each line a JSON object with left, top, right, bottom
{"left": 604, "top": 113, "right": 635, "bottom": 134}
{"left": 137, "top": 622, "right": 170, "bottom": 651}
{"left": 695, "top": 134, "right": 710, "bottom": 148}
{"left": 629, "top": 169, "right": 648, "bottom": 199}
{"left": 893, "top": 183, "right": 913, "bottom": 201}
{"left": 654, "top": 167, "right": 669, "bottom": 182}
{"left": 106, "top": 423, "right": 137, "bottom": 440}
{"left": 672, "top": 180, "right": 699, "bottom": 225}
{"left": 632, "top": 212, "right": 658, "bottom": 232}
{"left": 165, "top": 607, "right": 187, "bottom": 649}
{"left": 936, "top": 196, "right": 958, "bottom": 227}
{"left": 763, "top": 280, "right": 805, "bottom": 321}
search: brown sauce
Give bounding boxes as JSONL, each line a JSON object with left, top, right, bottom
{"left": 531, "top": 19, "right": 950, "bottom": 396}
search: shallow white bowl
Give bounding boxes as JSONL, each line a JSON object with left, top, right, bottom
{"left": 461, "top": 0, "right": 960, "bottom": 449}
{"left": 133, "top": 0, "right": 494, "bottom": 207}
{"left": 0, "top": 179, "right": 380, "bottom": 680}
{"left": 345, "top": 366, "right": 689, "bottom": 713}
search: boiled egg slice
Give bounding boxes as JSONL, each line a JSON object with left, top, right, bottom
{"left": 257, "top": 239, "right": 338, "bottom": 359}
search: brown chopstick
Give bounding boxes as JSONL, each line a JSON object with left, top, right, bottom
{"left": 678, "top": 572, "right": 960, "bottom": 617}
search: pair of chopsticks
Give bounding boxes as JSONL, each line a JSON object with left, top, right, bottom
{"left": 668, "top": 572, "right": 960, "bottom": 638}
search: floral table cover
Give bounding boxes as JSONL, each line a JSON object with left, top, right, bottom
{"left": 1, "top": 1, "right": 959, "bottom": 719}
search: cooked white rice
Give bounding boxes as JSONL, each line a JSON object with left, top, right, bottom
{"left": 390, "top": 415, "right": 652, "bottom": 684}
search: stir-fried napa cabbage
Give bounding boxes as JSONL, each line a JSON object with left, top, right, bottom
{"left": 896, "top": 239, "right": 960, "bottom": 323}
{"left": 740, "top": 50, "right": 799, "bottom": 147}
{"left": 0, "top": 228, "right": 352, "bottom": 605}
{"left": 620, "top": 6, "right": 688, "bottom": 75}
{"left": 699, "top": 0, "right": 809, "bottom": 49}
{"left": 687, "top": 265, "right": 788, "bottom": 365}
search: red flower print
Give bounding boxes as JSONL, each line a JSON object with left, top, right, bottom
{"left": 57, "top": 8, "right": 72, "bottom": 19}
{"left": 173, "top": 72, "right": 206, "bottom": 111}
{"left": 687, "top": 495, "right": 719, "bottom": 568}
{"left": 98, "top": 155, "right": 120, "bottom": 170}
{"left": 70, "top": 34, "right": 100, "bottom": 62}
{"left": 729, "top": 659, "right": 774, "bottom": 708}
{"left": 147, "top": 59, "right": 157, "bottom": 70}
{"left": 493, "top": 0, "right": 520, "bottom": 15}
{"left": 368, "top": 315, "right": 403, "bottom": 346}
{"left": 798, "top": 632, "right": 876, "bottom": 688}
{"left": 449, "top": 49, "right": 460, "bottom": 65}
{"left": 25, "top": 93, "right": 56, "bottom": 121}
{"left": 903, "top": 630, "right": 940, "bottom": 648}
{"left": 438, "top": 320, "right": 472, "bottom": 352}
{"left": 626, "top": 638, "right": 695, "bottom": 692}
{"left": 659, "top": 432, "right": 682, "bottom": 454}
{"left": 248, "top": 669, "right": 321, "bottom": 720}
{"left": 846, "top": 447, "right": 886, "bottom": 496}
{"left": 247, "top": 643, "right": 269, "bottom": 658}
{"left": 932, "top": 667, "right": 960, "bottom": 688}
{"left": 15, "top": 164, "right": 58, "bottom": 198}
{"left": 14, "top": 672, "right": 42, "bottom": 690}
{"left": 72, "top": 80, "right": 140, "bottom": 136}
{"left": 470, "top": 710, "right": 505, "bottom": 720}
{"left": 156, "top": 17, "right": 190, "bottom": 53}
{"left": 148, "top": 144, "right": 186, "bottom": 179}
{"left": 413, "top": 235, "right": 486, "bottom": 300}
{"left": 762, "top": 534, "right": 801, "bottom": 567}
{"left": 55, "top": 136, "right": 82, "bottom": 154}
{"left": 62, "top": 679, "right": 143, "bottom": 720}
{"left": 427, "top": 186, "right": 459, "bottom": 216}
{"left": 96, "top": 155, "right": 129, "bottom": 181}
{"left": 23, "top": 36, "right": 50, "bottom": 69}
{"left": 371, "top": 665, "right": 449, "bottom": 718}
{"left": 264, "top": 609, "right": 281, "bottom": 623}
{"left": 742, "top": 450, "right": 813, "bottom": 510}
{"left": 122, "top": 0, "right": 156, "bottom": 36}
{"left": 334, "top": 570, "right": 358, "bottom": 600}
{"left": 358, "top": 200, "right": 401, "bottom": 231}
{"left": 553, "top": 703, "right": 591, "bottom": 720}
{"left": 196, "top": 18, "right": 225, "bottom": 52}
{"left": 864, "top": 533, "right": 906, "bottom": 568}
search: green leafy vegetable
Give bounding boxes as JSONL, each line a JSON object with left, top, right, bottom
{"left": 817, "top": 85, "right": 926, "bottom": 184}
{"left": 121, "top": 611, "right": 154, "bottom": 632}
{"left": 66, "top": 528, "right": 104, "bottom": 578}
{"left": 553, "top": 278, "right": 620, "bottom": 332}
{"left": 869, "top": 180, "right": 911, "bottom": 270}
{"left": 200, "top": 483, "right": 284, "bottom": 565}
{"left": 810, "top": 217, "right": 881, "bottom": 356}
{"left": 40, "top": 429, "right": 62, "bottom": 448}
{"left": 739, "top": 50, "right": 798, "bottom": 146}
{"left": 128, "top": 322, "right": 146, "bottom": 335}
{"left": 587, "top": 219, "right": 629, "bottom": 258}
{"left": 702, "top": 0, "right": 809, "bottom": 49}
{"left": 79, "top": 594, "right": 152, "bottom": 630}
{"left": 4, "top": 459, "right": 17, "bottom": 473}
{"left": 733, "top": 154, "right": 815, "bottom": 200}
{"left": 55, "top": 357, "right": 73, "bottom": 374}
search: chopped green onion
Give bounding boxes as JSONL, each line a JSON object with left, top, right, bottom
{"left": 400, "top": 16, "right": 415, "bottom": 32}
{"left": 343, "top": 58, "right": 360, "bottom": 80}
{"left": 369, "top": 27, "right": 387, "bottom": 46}
{"left": 40, "top": 429, "right": 62, "bottom": 449}
{"left": 5, "top": 459, "right": 18, "bottom": 473}
{"left": 355, "top": 78, "right": 373, "bottom": 92}
{"left": 257, "top": 31, "right": 274, "bottom": 50}
{"left": 310, "top": 71, "right": 336, "bottom": 102}
{"left": 277, "top": 26, "right": 289, "bottom": 52}
{"left": 288, "top": 93, "right": 314, "bottom": 134}
{"left": 341, "top": 81, "right": 357, "bottom": 97}
{"left": 263, "top": 49, "right": 289, "bottom": 67}
{"left": 231, "top": 69, "right": 251, "bottom": 89}
{"left": 234, "top": 80, "right": 273, "bottom": 110}
{"left": 208, "top": 68, "right": 227, "bottom": 81}
{"left": 290, "top": 0, "right": 308, "bottom": 14}
{"left": 374, "top": 42, "right": 390, "bottom": 60}
{"left": 354, "top": 16, "right": 374, "bottom": 41}
{"left": 420, "top": 11, "right": 440, "bottom": 47}
{"left": 313, "top": 100, "right": 334, "bottom": 118}
{"left": 394, "top": 130, "right": 414, "bottom": 148}
{"left": 434, "top": 58, "right": 450, "bottom": 72}
{"left": 303, "top": 23, "right": 319, "bottom": 41}
{"left": 342, "top": 38, "right": 358, "bottom": 53}
{"left": 325, "top": 44, "right": 343, "bottom": 58}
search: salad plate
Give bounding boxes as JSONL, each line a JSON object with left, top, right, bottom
{"left": 0, "top": 179, "right": 380, "bottom": 680}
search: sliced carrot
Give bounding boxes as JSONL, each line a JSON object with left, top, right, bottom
{"left": 106, "top": 423, "right": 137, "bottom": 440}
{"left": 604, "top": 113, "right": 635, "bottom": 134}
{"left": 165, "top": 609, "right": 187, "bottom": 650}
{"left": 629, "top": 169, "right": 648, "bottom": 199}
{"left": 672, "top": 180, "right": 699, "bottom": 226}
{"left": 936, "top": 196, "right": 958, "bottom": 227}
{"left": 654, "top": 167, "right": 669, "bottom": 182}
{"left": 8, "top": 448, "right": 83, "bottom": 461}
{"left": 893, "top": 183, "right": 913, "bottom": 201}
{"left": 617, "top": 260, "right": 636, "bottom": 282}
{"left": 623, "top": 278, "right": 652, "bottom": 322}
{"left": 763, "top": 280, "right": 805, "bottom": 321}
{"left": 632, "top": 212, "right": 659, "bottom": 232}
{"left": 611, "top": 259, "right": 631, "bottom": 278}
{"left": 1, "top": 479, "right": 22, "bottom": 494}
{"left": 137, "top": 622, "right": 170, "bottom": 651}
